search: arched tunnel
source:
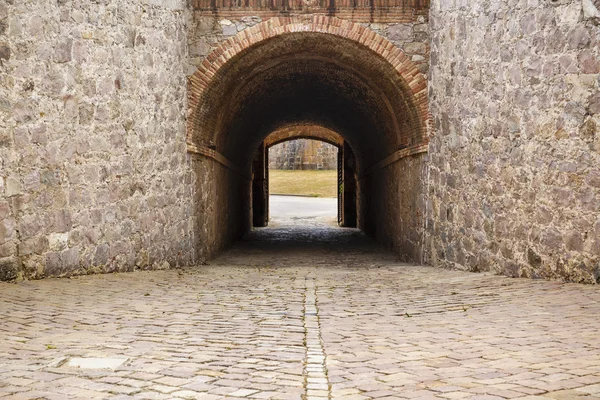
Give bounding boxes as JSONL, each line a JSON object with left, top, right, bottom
{"left": 188, "top": 19, "right": 429, "bottom": 264}
{"left": 257, "top": 126, "right": 343, "bottom": 223}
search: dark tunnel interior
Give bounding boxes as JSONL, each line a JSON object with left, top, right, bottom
{"left": 189, "top": 31, "right": 427, "bottom": 263}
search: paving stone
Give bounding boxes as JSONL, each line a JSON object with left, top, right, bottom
{"left": 66, "top": 357, "right": 128, "bottom": 370}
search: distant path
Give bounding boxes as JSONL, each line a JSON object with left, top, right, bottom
{"left": 269, "top": 195, "right": 337, "bottom": 226}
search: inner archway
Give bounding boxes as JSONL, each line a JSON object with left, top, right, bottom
{"left": 258, "top": 126, "right": 348, "bottom": 228}
{"left": 188, "top": 16, "right": 429, "bottom": 263}
{"left": 266, "top": 136, "right": 339, "bottom": 227}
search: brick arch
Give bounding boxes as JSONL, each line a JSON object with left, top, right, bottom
{"left": 264, "top": 125, "right": 344, "bottom": 148}
{"left": 187, "top": 15, "right": 429, "bottom": 154}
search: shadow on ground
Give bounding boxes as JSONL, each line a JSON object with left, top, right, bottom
{"left": 212, "top": 194, "right": 401, "bottom": 268}
{"left": 213, "top": 225, "right": 398, "bottom": 267}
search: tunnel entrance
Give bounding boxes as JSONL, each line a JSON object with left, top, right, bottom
{"left": 187, "top": 17, "right": 429, "bottom": 263}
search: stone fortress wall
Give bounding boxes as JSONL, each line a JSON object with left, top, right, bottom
{"left": 0, "top": 0, "right": 598, "bottom": 283}
{"left": 428, "top": 0, "right": 600, "bottom": 283}
{"left": 268, "top": 139, "right": 338, "bottom": 170}
{"left": 0, "top": 0, "right": 195, "bottom": 280}
{"left": 187, "top": 7, "right": 431, "bottom": 77}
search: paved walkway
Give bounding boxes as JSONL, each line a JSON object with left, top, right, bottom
{"left": 269, "top": 195, "right": 337, "bottom": 227}
{"left": 1, "top": 223, "right": 600, "bottom": 399}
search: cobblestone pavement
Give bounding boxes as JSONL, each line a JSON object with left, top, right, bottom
{"left": 1, "top": 224, "right": 600, "bottom": 399}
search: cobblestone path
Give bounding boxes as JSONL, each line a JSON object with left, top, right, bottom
{"left": 1, "top": 225, "right": 600, "bottom": 399}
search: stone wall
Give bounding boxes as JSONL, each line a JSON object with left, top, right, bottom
{"left": 187, "top": 14, "right": 430, "bottom": 77}
{"left": 359, "top": 154, "right": 428, "bottom": 264}
{"left": 192, "top": 156, "right": 250, "bottom": 261}
{"left": 268, "top": 139, "right": 338, "bottom": 170}
{"left": 0, "top": 0, "right": 195, "bottom": 280}
{"left": 6, "top": 0, "right": 597, "bottom": 285}
{"left": 429, "top": 0, "right": 600, "bottom": 283}
{"left": 1, "top": 1, "right": 432, "bottom": 281}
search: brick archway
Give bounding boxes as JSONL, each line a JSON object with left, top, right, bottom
{"left": 264, "top": 125, "right": 344, "bottom": 149}
{"left": 188, "top": 15, "right": 431, "bottom": 263}
{"left": 187, "top": 16, "right": 429, "bottom": 155}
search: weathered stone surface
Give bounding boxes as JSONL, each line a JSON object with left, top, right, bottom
{"left": 269, "top": 139, "right": 337, "bottom": 170}
{"left": 388, "top": 23, "right": 413, "bottom": 41}
{"left": 583, "top": 0, "right": 600, "bottom": 21}
{"left": 53, "top": 39, "right": 72, "bottom": 63}
{"left": 0, "top": 0, "right": 596, "bottom": 285}
{"left": 589, "top": 91, "right": 600, "bottom": 115}
{"left": 0, "top": 0, "right": 195, "bottom": 280}
{"left": 429, "top": 0, "right": 600, "bottom": 283}
{"left": 18, "top": 236, "right": 49, "bottom": 256}
{"left": 0, "top": 45, "right": 9, "bottom": 64}
{"left": 0, "top": 257, "right": 18, "bottom": 281}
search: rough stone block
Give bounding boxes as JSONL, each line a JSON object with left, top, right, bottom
{"left": 388, "top": 24, "right": 413, "bottom": 41}
{"left": 62, "top": 247, "right": 80, "bottom": 270}
{"left": 587, "top": 169, "right": 600, "bottom": 187}
{"left": 48, "top": 233, "right": 68, "bottom": 252}
{"left": 221, "top": 24, "right": 237, "bottom": 36}
{"left": 23, "top": 170, "right": 40, "bottom": 192}
{"left": 404, "top": 42, "right": 427, "bottom": 54}
{"left": 53, "top": 39, "right": 72, "bottom": 63}
{"left": 44, "top": 252, "right": 62, "bottom": 276}
{"left": 29, "top": 124, "right": 47, "bottom": 145}
{"left": 0, "top": 242, "right": 15, "bottom": 258}
{"left": 0, "top": 220, "right": 6, "bottom": 244}
{"left": 0, "top": 257, "right": 18, "bottom": 281}
{"left": 0, "top": 201, "right": 9, "bottom": 220}
{"left": 53, "top": 210, "right": 72, "bottom": 233}
{"left": 93, "top": 243, "right": 110, "bottom": 266}
{"left": 0, "top": 45, "right": 10, "bottom": 65}
{"left": 588, "top": 92, "right": 600, "bottom": 115}
{"left": 18, "top": 236, "right": 49, "bottom": 256}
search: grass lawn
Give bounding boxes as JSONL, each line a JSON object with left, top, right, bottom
{"left": 269, "top": 170, "right": 337, "bottom": 198}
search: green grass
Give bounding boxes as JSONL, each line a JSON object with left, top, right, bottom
{"left": 269, "top": 170, "right": 337, "bottom": 198}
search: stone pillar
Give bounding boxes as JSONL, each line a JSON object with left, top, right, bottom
{"left": 340, "top": 142, "right": 357, "bottom": 228}
{"left": 252, "top": 142, "right": 269, "bottom": 227}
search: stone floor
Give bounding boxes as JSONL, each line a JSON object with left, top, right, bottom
{"left": 1, "top": 223, "right": 600, "bottom": 399}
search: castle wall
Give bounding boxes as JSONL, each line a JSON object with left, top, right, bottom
{"left": 359, "top": 153, "right": 428, "bottom": 264}
{"left": 187, "top": 13, "right": 430, "bottom": 78}
{"left": 0, "top": 0, "right": 195, "bottom": 279}
{"left": 428, "top": 0, "right": 600, "bottom": 282}
{"left": 3, "top": 0, "right": 597, "bottom": 284}
{"left": 268, "top": 139, "right": 338, "bottom": 170}
{"left": 192, "top": 155, "right": 250, "bottom": 261}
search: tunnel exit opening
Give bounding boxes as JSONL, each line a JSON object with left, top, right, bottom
{"left": 250, "top": 128, "right": 358, "bottom": 229}
{"left": 187, "top": 17, "right": 429, "bottom": 263}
